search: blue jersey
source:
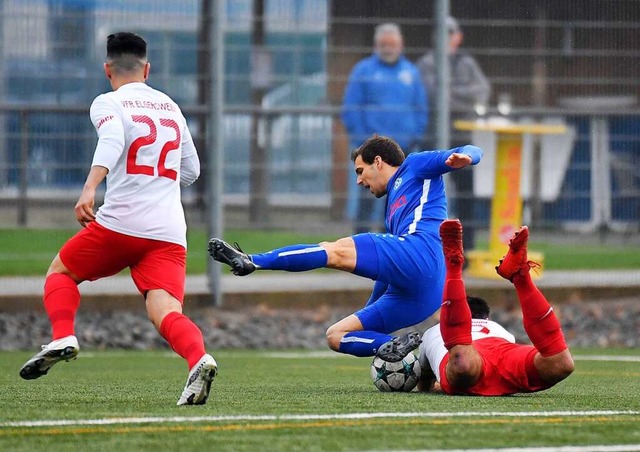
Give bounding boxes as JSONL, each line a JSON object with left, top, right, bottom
{"left": 384, "top": 145, "right": 483, "bottom": 235}
{"left": 341, "top": 54, "right": 428, "bottom": 150}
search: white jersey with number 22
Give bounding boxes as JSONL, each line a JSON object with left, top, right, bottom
{"left": 89, "top": 82, "right": 199, "bottom": 248}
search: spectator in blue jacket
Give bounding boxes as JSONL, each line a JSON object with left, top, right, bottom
{"left": 342, "top": 23, "right": 428, "bottom": 233}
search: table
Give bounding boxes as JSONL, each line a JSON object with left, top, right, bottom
{"left": 454, "top": 119, "right": 567, "bottom": 279}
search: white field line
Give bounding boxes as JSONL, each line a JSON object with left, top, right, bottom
{"left": 73, "top": 352, "right": 640, "bottom": 361}
{"left": 253, "top": 352, "right": 640, "bottom": 361}
{"left": 387, "top": 446, "right": 640, "bottom": 452}
{"left": 262, "top": 350, "right": 342, "bottom": 359}
{"left": 1, "top": 410, "right": 638, "bottom": 429}
{"left": 573, "top": 355, "right": 640, "bottom": 362}
{"left": 79, "top": 352, "right": 178, "bottom": 359}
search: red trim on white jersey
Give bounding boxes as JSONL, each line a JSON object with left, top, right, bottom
{"left": 419, "top": 319, "right": 515, "bottom": 382}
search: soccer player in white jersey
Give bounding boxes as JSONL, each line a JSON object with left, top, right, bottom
{"left": 19, "top": 32, "right": 217, "bottom": 406}
{"left": 417, "top": 220, "right": 574, "bottom": 395}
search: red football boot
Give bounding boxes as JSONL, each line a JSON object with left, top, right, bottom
{"left": 439, "top": 219, "right": 464, "bottom": 268}
{"left": 495, "top": 226, "right": 540, "bottom": 281}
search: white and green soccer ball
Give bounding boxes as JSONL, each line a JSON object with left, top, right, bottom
{"left": 371, "top": 352, "right": 421, "bottom": 392}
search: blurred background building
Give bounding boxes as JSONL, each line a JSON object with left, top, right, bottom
{"left": 0, "top": 0, "right": 639, "bottom": 235}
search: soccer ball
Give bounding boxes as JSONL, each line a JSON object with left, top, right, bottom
{"left": 370, "top": 352, "right": 421, "bottom": 392}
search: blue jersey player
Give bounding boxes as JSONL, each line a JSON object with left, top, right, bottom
{"left": 208, "top": 135, "right": 483, "bottom": 361}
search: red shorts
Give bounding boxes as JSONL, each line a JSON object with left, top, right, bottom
{"left": 439, "top": 337, "right": 551, "bottom": 396}
{"left": 59, "top": 221, "right": 186, "bottom": 302}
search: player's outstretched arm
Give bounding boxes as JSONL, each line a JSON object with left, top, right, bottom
{"left": 443, "top": 144, "right": 483, "bottom": 171}
{"left": 75, "top": 165, "right": 108, "bottom": 228}
{"left": 412, "top": 145, "right": 483, "bottom": 178}
{"left": 445, "top": 153, "right": 472, "bottom": 169}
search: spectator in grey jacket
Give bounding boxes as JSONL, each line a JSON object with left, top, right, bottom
{"left": 417, "top": 16, "right": 490, "bottom": 252}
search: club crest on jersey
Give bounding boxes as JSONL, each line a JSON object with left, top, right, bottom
{"left": 394, "top": 177, "right": 402, "bottom": 190}
{"left": 398, "top": 70, "right": 413, "bottom": 85}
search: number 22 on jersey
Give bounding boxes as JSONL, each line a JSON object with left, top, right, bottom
{"left": 127, "top": 114, "right": 180, "bottom": 181}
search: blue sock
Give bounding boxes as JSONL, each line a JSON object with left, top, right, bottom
{"left": 338, "top": 331, "right": 393, "bottom": 357}
{"left": 251, "top": 244, "right": 328, "bottom": 272}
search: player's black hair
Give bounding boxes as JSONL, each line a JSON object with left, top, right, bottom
{"left": 351, "top": 134, "right": 406, "bottom": 167}
{"left": 106, "top": 32, "right": 147, "bottom": 73}
{"left": 467, "top": 296, "right": 490, "bottom": 319}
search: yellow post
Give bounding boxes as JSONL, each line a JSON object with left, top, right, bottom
{"left": 489, "top": 133, "right": 524, "bottom": 251}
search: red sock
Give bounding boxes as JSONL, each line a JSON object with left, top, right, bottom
{"left": 513, "top": 272, "right": 568, "bottom": 357}
{"left": 159, "top": 312, "right": 206, "bottom": 369}
{"left": 44, "top": 273, "right": 80, "bottom": 340}
{"left": 440, "top": 279, "right": 472, "bottom": 349}
{"left": 444, "top": 256, "right": 463, "bottom": 280}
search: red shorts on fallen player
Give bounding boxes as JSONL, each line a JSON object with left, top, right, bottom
{"left": 59, "top": 221, "right": 186, "bottom": 302}
{"left": 439, "top": 337, "right": 552, "bottom": 396}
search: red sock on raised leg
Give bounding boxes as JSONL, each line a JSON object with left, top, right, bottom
{"left": 44, "top": 273, "right": 80, "bottom": 340}
{"left": 440, "top": 279, "right": 472, "bottom": 349}
{"left": 444, "top": 256, "right": 463, "bottom": 280}
{"left": 159, "top": 312, "right": 206, "bottom": 369}
{"left": 440, "top": 219, "right": 464, "bottom": 280}
{"left": 513, "top": 272, "right": 567, "bottom": 357}
{"left": 438, "top": 220, "right": 471, "bottom": 349}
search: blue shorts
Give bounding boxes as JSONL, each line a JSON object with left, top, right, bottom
{"left": 351, "top": 232, "right": 445, "bottom": 334}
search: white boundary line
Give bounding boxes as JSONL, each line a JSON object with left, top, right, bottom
{"left": 573, "top": 355, "right": 640, "bottom": 362}
{"left": 1, "top": 410, "right": 638, "bottom": 428}
{"left": 61, "top": 352, "right": 640, "bottom": 362}
{"left": 391, "top": 446, "right": 640, "bottom": 452}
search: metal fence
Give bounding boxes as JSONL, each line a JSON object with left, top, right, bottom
{"left": 0, "top": 0, "right": 639, "bottom": 234}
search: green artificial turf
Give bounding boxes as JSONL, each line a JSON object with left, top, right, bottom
{"left": 0, "top": 228, "right": 639, "bottom": 276}
{"left": 0, "top": 349, "right": 638, "bottom": 451}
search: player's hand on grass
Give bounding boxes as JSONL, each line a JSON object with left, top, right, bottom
{"left": 445, "top": 153, "right": 472, "bottom": 169}
{"left": 75, "top": 189, "right": 96, "bottom": 227}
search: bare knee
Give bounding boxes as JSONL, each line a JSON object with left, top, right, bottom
{"left": 145, "top": 289, "right": 182, "bottom": 331}
{"left": 556, "top": 354, "right": 575, "bottom": 381}
{"left": 446, "top": 346, "right": 482, "bottom": 389}
{"left": 325, "top": 324, "right": 343, "bottom": 352}
{"left": 320, "top": 237, "right": 356, "bottom": 271}
{"left": 449, "top": 353, "right": 476, "bottom": 375}
{"left": 536, "top": 350, "right": 575, "bottom": 384}
{"left": 325, "top": 314, "right": 363, "bottom": 352}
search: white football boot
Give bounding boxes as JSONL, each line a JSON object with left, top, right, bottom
{"left": 19, "top": 335, "right": 79, "bottom": 380}
{"left": 177, "top": 354, "right": 218, "bottom": 406}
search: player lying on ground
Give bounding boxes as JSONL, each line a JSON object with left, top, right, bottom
{"left": 19, "top": 32, "right": 217, "bottom": 406}
{"left": 417, "top": 220, "right": 574, "bottom": 395}
{"left": 209, "top": 135, "right": 482, "bottom": 361}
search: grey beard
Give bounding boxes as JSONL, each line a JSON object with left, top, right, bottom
{"left": 378, "top": 53, "right": 400, "bottom": 64}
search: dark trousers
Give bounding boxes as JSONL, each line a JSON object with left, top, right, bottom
{"left": 354, "top": 186, "right": 385, "bottom": 234}
{"left": 449, "top": 125, "right": 477, "bottom": 250}
{"left": 449, "top": 165, "right": 476, "bottom": 250}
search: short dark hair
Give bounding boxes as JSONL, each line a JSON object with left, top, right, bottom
{"left": 351, "top": 135, "right": 405, "bottom": 167}
{"left": 467, "top": 296, "right": 490, "bottom": 319}
{"left": 106, "top": 32, "right": 147, "bottom": 74}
